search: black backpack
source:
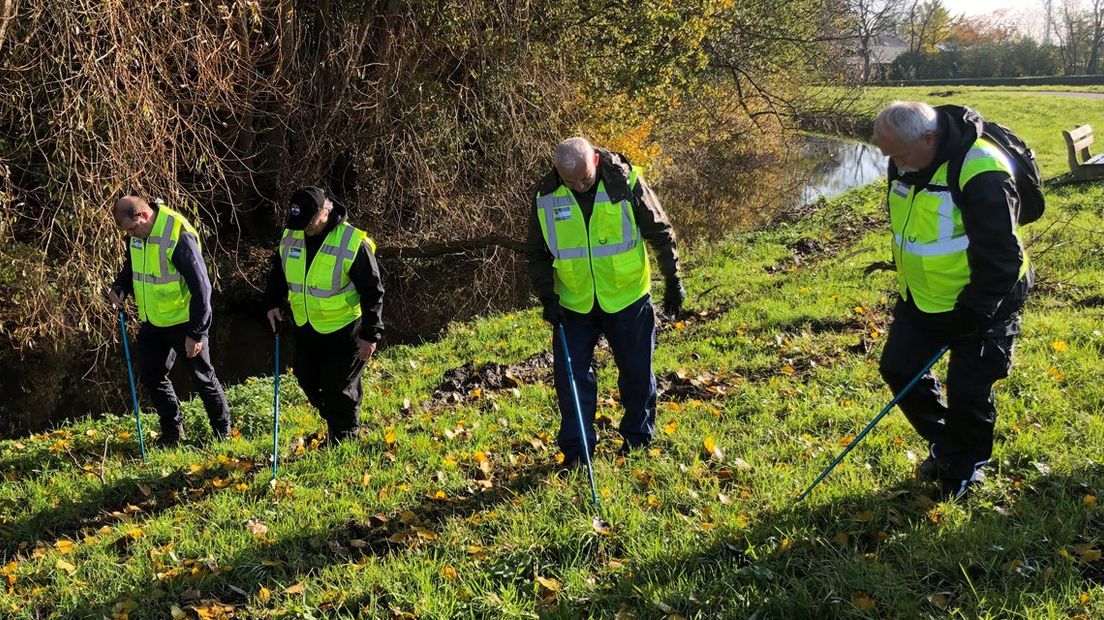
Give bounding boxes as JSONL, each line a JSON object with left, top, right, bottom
{"left": 947, "top": 109, "right": 1045, "bottom": 225}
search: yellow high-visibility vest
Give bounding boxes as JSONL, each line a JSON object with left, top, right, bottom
{"left": 889, "top": 138, "right": 1029, "bottom": 312}
{"left": 535, "top": 170, "right": 650, "bottom": 314}
{"left": 280, "top": 222, "right": 375, "bottom": 333}
{"left": 130, "top": 205, "right": 202, "bottom": 327}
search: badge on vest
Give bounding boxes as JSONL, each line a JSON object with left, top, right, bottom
{"left": 289, "top": 247, "right": 302, "bottom": 259}
{"left": 891, "top": 181, "right": 911, "bottom": 198}
{"left": 553, "top": 206, "right": 572, "bottom": 221}
{"left": 131, "top": 238, "right": 143, "bottom": 250}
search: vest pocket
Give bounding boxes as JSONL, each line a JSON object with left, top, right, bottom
{"left": 554, "top": 259, "right": 586, "bottom": 298}
{"left": 610, "top": 250, "right": 643, "bottom": 290}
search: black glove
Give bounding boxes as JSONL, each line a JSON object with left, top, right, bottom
{"left": 663, "top": 279, "right": 686, "bottom": 317}
{"left": 950, "top": 306, "right": 985, "bottom": 341}
{"left": 541, "top": 297, "right": 565, "bottom": 326}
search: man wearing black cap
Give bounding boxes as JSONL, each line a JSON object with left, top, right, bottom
{"left": 263, "top": 186, "right": 385, "bottom": 443}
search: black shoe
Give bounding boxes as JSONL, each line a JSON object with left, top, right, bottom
{"left": 154, "top": 434, "right": 182, "bottom": 449}
{"left": 556, "top": 454, "right": 586, "bottom": 478}
{"left": 917, "top": 456, "right": 940, "bottom": 482}
{"left": 939, "top": 471, "right": 985, "bottom": 502}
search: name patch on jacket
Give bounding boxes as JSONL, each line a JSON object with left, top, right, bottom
{"left": 891, "top": 181, "right": 911, "bottom": 198}
{"left": 131, "top": 238, "right": 143, "bottom": 250}
{"left": 553, "top": 205, "right": 573, "bottom": 221}
{"left": 289, "top": 247, "right": 303, "bottom": 259}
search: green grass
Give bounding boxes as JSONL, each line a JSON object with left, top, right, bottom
{"left": 2, "top": 91, "right": 1104, "bottom": 619}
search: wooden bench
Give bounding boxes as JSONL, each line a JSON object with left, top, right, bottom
{"left": 1062, "top": 124, "right": 1104, "bottom": 180}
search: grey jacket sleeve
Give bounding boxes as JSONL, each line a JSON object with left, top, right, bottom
{"left": 956, "top": 170, "right": 1025, "bottom": 320}
{"left": 525, "top": 193, "right": 557, "bottom": 303}
{"left": 171, "top": 231, "right": 213, "bottom": 340}
{"left": 631, "top": 173, "right": 680, "bottom": 282}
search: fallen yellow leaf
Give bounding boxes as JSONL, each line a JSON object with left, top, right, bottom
{"left": 442, "top": 566, "right": 459, "bottom": 581}
{"left": 536, "top": 575, "right": 561, "bottom": 593}
{"left": 54, "top": 540, "right": 77, "bottom": 554}
{"left": 56, "top": 559, "right": 77, "bottom": 575}
{"left": 663, "top": 421, "right": 677, "bottom": 435}
{"left": 852, "top": 591, "right": 876, "bottom": 611}
{"left": 284, "top": 582, "right": 306, "bottom": 595}
{"left": 257, "top": 586, "right": 272, "bottom": 602}
{"left": 385, "top": 429, "right": 397, "bottom": 445}
{"left": 1052, "top": 340, "right": 1069, "bottom": 352}
{"left": 853, "top": 510, "right": 875, "bottom": 522}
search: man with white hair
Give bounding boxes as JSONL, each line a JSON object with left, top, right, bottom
{"left": 873, "top": 101, "right": 1032, "bottom": 501}
{"left": 526, "top": 137, "right": 684, "bottom": 470}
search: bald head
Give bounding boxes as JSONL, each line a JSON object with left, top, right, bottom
{"left": 554, "top": 137, "right": 599, "bottom": 192}
{"left": 113, "top": 195, "right": 156, "bottom": 238}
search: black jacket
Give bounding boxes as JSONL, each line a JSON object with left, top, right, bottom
{"left": 262, "top": 205, "right": 386, "bottom": 342}
{"left": 525, "top": 149, "right": 680, "bottom": 305}
{"left": 113, "top": 211, "right": 213, "bottom": 341}
{"left": 888, "top": 105, "right": 1031, "bottom": 324}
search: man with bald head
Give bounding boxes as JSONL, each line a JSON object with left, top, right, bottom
{"left": 872, "top": 101, "right": 1032, "bottom": 501}
{"left": 107, "top": 195, "right": 232, "bottom": 447}
{"left": 527, "top": 137, "right": 684, "bottom": 470}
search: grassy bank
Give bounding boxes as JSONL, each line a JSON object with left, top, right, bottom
{"left": 1, "top": 90, "right": 1103, "bottom": 619}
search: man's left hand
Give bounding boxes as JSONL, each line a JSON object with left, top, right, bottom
{"left": 358, "top": 338, "right": 377, "bottom": 361}
{"left": 663, "top": 279, "right": 686, "bottom": 318}
{"left": 184, "top": 336, "right": 204, "bottom": 358}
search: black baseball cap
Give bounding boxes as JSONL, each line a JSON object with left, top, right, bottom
{"left": 285, "top": 186, "right": 327, "bottom": 230}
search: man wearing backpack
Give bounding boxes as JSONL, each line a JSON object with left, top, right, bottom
{"left": 872, "top": 101, "right": 1036, "bottom": 501}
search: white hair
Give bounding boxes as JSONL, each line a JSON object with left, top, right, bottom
{"left": 554, "top": 136, "right": 595, "bottom": 172}
{"left": 875, "top": 101, "right": 938, "bottom": 144}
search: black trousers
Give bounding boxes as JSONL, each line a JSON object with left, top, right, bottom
{"left": 137, "top": 324, "right": 231, "bottom": 438}
{"left": 879, "top": 298, "right": 1021, "bottom": 481}
{"left": 292, "top": 319, "right": 366, "bottom": 440}
{"left": 553, "top": 295, "right": 657, "bottom": 460}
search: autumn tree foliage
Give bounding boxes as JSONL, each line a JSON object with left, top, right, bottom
{"left": 0, "top": 0, "right": 840, "bottom": 430}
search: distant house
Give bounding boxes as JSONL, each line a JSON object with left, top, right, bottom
{"left": 846, "top": 35, "right": 909, "bottom": 81}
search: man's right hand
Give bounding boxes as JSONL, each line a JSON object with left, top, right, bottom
{"left": 541, "top": 298, "right": 564, "bottom": 326}
{"left": 266, "top": 307, "right": 284, "bottom": 333}
{"left": 105, "top": 286, "right": 125, "bottom": 310}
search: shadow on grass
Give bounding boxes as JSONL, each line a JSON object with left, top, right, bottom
{"left": 542, "top": 464, "right": 1104, "bottom": 618}
{"left": 64, "top": 456, "right": 558, "bottom": 619}
{"left": 1, "top": 452, "right": 267, "bottom": 560}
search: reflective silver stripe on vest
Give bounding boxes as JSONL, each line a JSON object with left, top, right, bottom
{"left": 137, "top": 213, "right": 182, "bottom": 284}
{"left": 590, "top": 200, "right": 637, "bottom": 258}
{"left": 284, "top": 225, "right": 359, "bottom": 299}
{"left": 963, "top": 144, "right": 1010, "bottom": 170}
{"left": 309, "top": 225, "right": 358, "bottom": 296}
{"left": 280, "top": 234, "right": 304, "bottom": 273}
{"left": 308, "top": 281, "right": 356, "bottom": 299}
{"left": 536, "top": 193, "right": 587, "bottom": 260}
{"left": 927, "top": 190, "right": 957, "bottom": 240}
{"left": 894, "top": 233, "right": 970, "bottom": 256}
